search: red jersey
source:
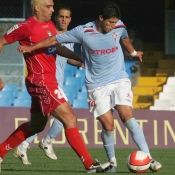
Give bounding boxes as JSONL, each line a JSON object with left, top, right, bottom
{"left": 4, "top": 16, "right": 66, "bottom": 115}
{"left": 4, "top": 16, "right": 57, "bottom": 85}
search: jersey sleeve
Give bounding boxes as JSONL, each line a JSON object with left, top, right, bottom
{"left": 121, "top": 28, "right": 128, "bottom": 39}
{"left": 115, "top": 20, "right": 129, "bottom": 39}
{"left": 56, "top": 25, "right": 83, "bottom": 44}
{"left": 4, "top": 22, "right": 29, "bottom": 44}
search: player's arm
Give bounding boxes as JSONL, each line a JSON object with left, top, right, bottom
{"left": 67, "top": 59, "right": 84, "bottom": 68}
{"left": 0, "top": 36, "right": 8, "bottom": 53}
{"left": 18, "top": 35, "right": 82, "bottom": 62}
{"left": 121, "top": 37, "right": 143, "bottom": 62}
{"left": 1, "top": 22, "right": 29, "bottom": 53}
{"left": 56, "top": 44, "right": 83, "bottom": 62}
{"left": 18, "top": 35, "right": 57, "bottom": 53}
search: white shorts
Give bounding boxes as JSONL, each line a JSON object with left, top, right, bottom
{"left": 88, "top": 79, "right": 133, "bottom": 118}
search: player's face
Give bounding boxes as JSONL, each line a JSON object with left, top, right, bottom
{"left": 56, "top": 9, "right": 71, "bottom": 32}
{"left": 37, "top": 0, "right": 54, "bottom": 22}
{"left": 100, "top": 17, "right": 119, "bottom": 34}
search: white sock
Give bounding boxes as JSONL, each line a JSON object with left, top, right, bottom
{"left": 18, "top": 141, "right": 29, "bottom": 154}
{"left": 110, "top": 156, "right": 117, "bottom": 166}
{"left": 43, "top": 135, "right": 52, "bottom": 144}
{"left": 101, "top": 130, "right": 116, "bottom": 164}
{"left": 125, "top": 118, "right": 150, "bottom": 154}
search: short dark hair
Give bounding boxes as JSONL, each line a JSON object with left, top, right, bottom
{"left": 99, "top": 1, "right": 121, "bottom": 19}
{"left": 55, "top": 2, "right": 72, "bottom": 15}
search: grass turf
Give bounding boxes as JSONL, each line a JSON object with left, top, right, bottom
{"left": 1, "top": 147, "right": 174, "bottom": 175}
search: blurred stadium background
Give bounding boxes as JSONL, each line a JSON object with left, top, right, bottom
{"left": 1, "top": 0, "right": 175, "bottom": 109}
{"left": 0, "top": 0, "right": 175, "bottom": 174}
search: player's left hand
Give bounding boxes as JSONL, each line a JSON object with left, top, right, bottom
{"left": 18, "top": 45, "right": 32, "bottom": 53}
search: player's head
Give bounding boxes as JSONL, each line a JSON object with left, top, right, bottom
{"left": 31, "top": 0, "right": 54, "bottom": 22}
{"left": 55, "top": 3, "right": 72, "bottom": 33}
{"left": 97, "top": 1, "right": 121, "bottom": 33}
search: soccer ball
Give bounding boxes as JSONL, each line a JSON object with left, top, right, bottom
{"left": 127, "top": 150, "right": 151, "bottom": 173}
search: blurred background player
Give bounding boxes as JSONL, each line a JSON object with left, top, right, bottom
{"left": 15, "top": 2, "right": 83, "bottom": 165}
{"left": 0, "top": 0, "right": 111, "bottom": 173}
{"left": 19, "top": 1, "right": 162, "bottom": 172}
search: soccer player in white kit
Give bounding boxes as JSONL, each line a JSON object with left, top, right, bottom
{"left": 15, "top": 3, "right": 83, "bottom": 165}
{"left": 18, "top": 1, "right": 162, "bottom": 172}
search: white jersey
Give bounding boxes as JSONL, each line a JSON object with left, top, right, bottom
{"left": 56, "top": 43, "right": 74, "bottom": 88}
{"left": 56, "top": 20, "right": 129, "bottom": 90}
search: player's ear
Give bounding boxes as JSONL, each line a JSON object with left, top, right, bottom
{"left": 35, "top": 5, "right": 40, "bottom": 13}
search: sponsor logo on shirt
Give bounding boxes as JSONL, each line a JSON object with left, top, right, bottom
{"left": 112, "top": 32, "right": 117, "bottom": 42}
{"left": 88, "top": 46, "right": 118, "bottom": 56}
{"left": 46, "top": 46, "right": 57, "bottom": 55}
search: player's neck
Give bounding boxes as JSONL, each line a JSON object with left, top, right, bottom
{"left": 33, "top": 16, "right": 50, "bottom": 23}
{"left": 95, "top": 20, "right": 103, "bottom": 34}
{"left": 58, "top": 29, "right": 68, "bottom": 34}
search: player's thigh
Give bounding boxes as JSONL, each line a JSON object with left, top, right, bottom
{"left": 113, "top": 80, "right": 133, "bottom": 106}
{"left": 88, "top": 86, "right": 111, "bottom": 118}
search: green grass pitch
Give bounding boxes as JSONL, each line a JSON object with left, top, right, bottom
{"left": 1, "top": 147, "right": 174, "bottom": 175}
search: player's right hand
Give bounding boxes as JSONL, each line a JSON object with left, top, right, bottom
{"left": 136, "top": 51, "right": 143, "bottom": 62}
{"left": 18, "top": 45, "right": 32, "bottom": 53}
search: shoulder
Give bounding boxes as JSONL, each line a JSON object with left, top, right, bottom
{"left": 66, "top": 21, "right": 95, "bottom": 35}
{"left": 6, "top": 18, "right": 31, "bottom": 35}
{"left": 114, "top": 20, "right": 126, "bottom": 29}
{"left": 14, "top": 17, "right": 35, "bottom": 30}
{"left": 48, "top": 20, "right": 56, "bottom": 28}
{"left": 20, "top": 17, "right": 34, "bottom": 26}
{"left": 80, "top": 21, "right": 96, "bottom": 33}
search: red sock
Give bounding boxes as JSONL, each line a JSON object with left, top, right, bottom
{"left": 0, "top": 122, "right": 32, "bottom": 158}
{"left": 65, "top": 127, "right": 94, "bottom": 169}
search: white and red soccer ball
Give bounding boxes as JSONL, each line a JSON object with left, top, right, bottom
{"left": 127, "top": 150, "right": 151, "bottom": 173}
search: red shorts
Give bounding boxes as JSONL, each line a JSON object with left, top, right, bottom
{"left": 26, "top": 82, "right": 67, "bottom": 116}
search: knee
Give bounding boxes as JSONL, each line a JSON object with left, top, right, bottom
{"left": 98, "top": 117, "right": 114, "bottom": 131}
{"left": 101, "top": 121, "right": 114, "bottom": 131}
{"left": 104, "top": 125, "right": 114, "bottom": 131}
{"left": 62, "top": 114, "right": 77, "bottom": 129}
{"left": 118, "top": 110, "right": 133, "bottom": 123}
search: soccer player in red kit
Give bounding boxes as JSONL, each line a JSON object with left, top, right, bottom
{"left": 0, "top": 0, "right": 110, "bottom": 173}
